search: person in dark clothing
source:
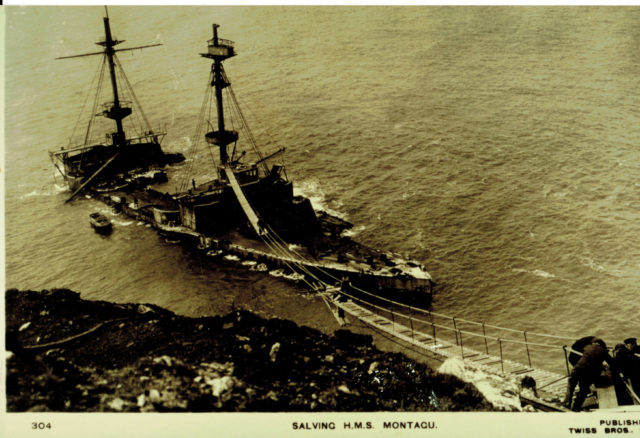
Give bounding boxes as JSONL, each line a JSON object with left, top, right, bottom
{"left": 616, "top": 339, "right": 640, "bottom": 398}
{"left": 613, "top": 344, "right": 640, "bottom": 405}
{"left": 612, "top": 344, "right": 636, "bottom": 405}
{"left": 568, "top": 336, "right": 607, "bottom": 366}
{"left": 624, "top": 338, "right": 640, "bottom": 355}
{"left": 520, "top": 375, "right": 538, "bottom": 398}
{"left": 564, "top": 340, "right": 614, "bottom": 411}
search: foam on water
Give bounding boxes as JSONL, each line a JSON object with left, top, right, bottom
{"left": 111, "top": 219, "right": 134, "bottom": 227}
{"left": 294, "top": 179, "right": 347, "bottom": 220}
{"left": 17, "top": 182, "right": 68, "bottom": 200}
{"left": 342, "top": 224, "right": 366, "bottom": 238}
{"left": 19, "top": 189, "right": 47, "bottom": 199}
{"left": 511, "top": 268, "right": 556, "bottom": 279}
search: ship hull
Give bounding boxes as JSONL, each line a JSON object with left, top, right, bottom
{"left": 50, "top": 140, "right": 184, "bottom": 191}
{"left": 93, "top": 186, "right": 433, "bottom": 307}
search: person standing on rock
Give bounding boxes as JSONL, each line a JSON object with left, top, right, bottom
{"left": 564, "top": 339, "right": 614, "bottom": 411}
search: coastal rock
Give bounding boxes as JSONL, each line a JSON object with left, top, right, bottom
{"left": 107, "top": 397, "right": 125, "bottom": 411}
{"left": 5, "top": 289, "right": 494, "bottom": 412}
{"left": 148, "top": 389, "right": 161, "bottom": 403}
{"left": 438, "top": 358, "right": 521, "bottom": 411}
{"left": 269, "top": 342, "right": 281, "bottom": 362}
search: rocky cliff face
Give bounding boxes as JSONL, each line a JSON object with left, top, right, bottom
{"left": 5, "top": 289, "right": 493, "bottom": 412}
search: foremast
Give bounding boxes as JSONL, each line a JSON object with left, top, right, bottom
{"left": 201, "top": 24, "right": 237, "bottom": 165}
{"left": 50, "top": 9, "right": 172, "bottom": 199}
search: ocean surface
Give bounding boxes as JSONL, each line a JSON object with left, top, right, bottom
{"left": 5, "top": 6, "right": 640, "bottom": 373}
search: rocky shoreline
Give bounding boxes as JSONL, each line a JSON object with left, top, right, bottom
{"left": 5, "top": 288, "right": 494, "bottom": 412}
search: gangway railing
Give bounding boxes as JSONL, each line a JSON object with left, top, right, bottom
{"left": 254, "top": 220, "right": 580, "bottom": 379}
{"left": 329, "top": 282, "right": 579, "bottom": 378}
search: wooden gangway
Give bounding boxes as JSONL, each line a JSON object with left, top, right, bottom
{"left": 321, "top": 289, "right": 572, "bottom": 402}
{"left": 214, "top": 174, "right": 589, "bottom": 406}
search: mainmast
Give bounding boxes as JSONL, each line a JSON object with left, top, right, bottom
{"left": 201, "top": 24, "right": 237, "bottom": 165}
{"left": 98, "top": 15, "right": 131, "bottom": 148}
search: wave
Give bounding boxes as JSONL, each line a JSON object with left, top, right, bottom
{"left": 17, "top": 183, "right": 68, "bottom": 200}
{"left": 111, "top": 220, "right": 134, "bottom": 227}
{"left": 579, "top": 256, "right": 626, "bottom": 278}
{"left": 268, "top": 269, "right": 304, "bottom": 282}
{"left": 342, "top": 224, "right": 366, "bottom": 238}
{"left": 293, "top": 179, "right": 347, "bottom": 219}
{"left": 20, "top": 189, "right": 46, "bottom": 199}
{"left": 511, "top": 268, "right": 556, "bottom": 279}
{"left": 580, "top": 256, "right": 606, "bottom": 274}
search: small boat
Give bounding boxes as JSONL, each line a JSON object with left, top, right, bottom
{"left": 89, "top": 212, "right": 112, "bottom": 233}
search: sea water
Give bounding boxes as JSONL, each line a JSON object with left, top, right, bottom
{"left": 5, "top": 6, "right": 640, "bottom": 373}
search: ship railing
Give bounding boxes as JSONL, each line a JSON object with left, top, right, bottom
{"left": 208, "top": 37, "right": 235, "bottom": 47}
{"left": 54, "top": 127, "right": 167, "bottom": 156}
{"left": 332, "top": 283, "right": 580, "bottom": 377}
{"left": 126, "top": 128, "right": 167, "bottom": 145}
{"left": 51, "top": 144, "right": 91, "bottom": 156}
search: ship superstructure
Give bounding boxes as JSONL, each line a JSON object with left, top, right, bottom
{"left": 170, "top": 24, "right": 318, "bottom": 243}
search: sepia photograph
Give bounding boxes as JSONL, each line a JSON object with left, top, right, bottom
{"left": 2, "top": 4, "right": 640, "bottom": 437}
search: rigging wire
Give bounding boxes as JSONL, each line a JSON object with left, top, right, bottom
{"left": 204, "top": 71, "right": 218, "bottom": 176}
{"left": 260, "top": 230, "right": 322, "bottom": 283}
{"left": 225, "top": 88, "right": 255, "bottom": 164}
{"left": 76, "top": 55, "right": 106, "bottom": 149}
{"left": 113, "top": 62, "right": 143, "bottom": 139}
{"left": 180, "top": 70, "right": 216, "bottom": 192}
{"left": 236, "top": 84, "right": 281, "bottom": 162}
{"left": 223, "top": 87, "right": 238, "bottom": 162}
{"left": 222, "top": 67, "right": 268, "bottom": 174}
{"left": 227, "top": 84, "right": 268, "bottom": 174}
{"left": 114, "top": 54, "right": 153, "bottom": 135}
{"left": 79, "top": 56, "right": 107, "bottom": 171}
